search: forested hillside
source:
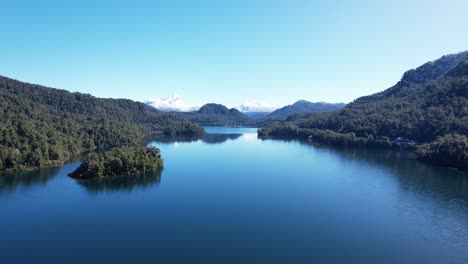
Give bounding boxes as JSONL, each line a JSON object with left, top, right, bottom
{"left": 0, "top": 76, "right": 204, "bottom": 172}
{"left": 69, "top": 146, "right": 163, "bottom": 179}
{"left": 258, "top": 51, "right": 468, "bottom": 170}
{"left": 265, "top": 100, "right": 345, "bottom": 120}
{"left": 176, "top": 103, "right": 250, "bottom": 126}
{"left": 169, "top": 101, "right": 344, "bottom": 127}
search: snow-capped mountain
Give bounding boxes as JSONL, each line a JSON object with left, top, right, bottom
{"left": 144, "top": 95, "right": 199, "bottom": 112}
{"left": 238, "top": 101, "right": 278, "bottom": 113}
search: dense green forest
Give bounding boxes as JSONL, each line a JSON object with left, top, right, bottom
{"left": 264, "top": 100, "right": 345, "bottom": 120}
{"left": 258, "top": 51, "right": 468, "bottom": 170}
{"left": 0, "top": 76, "right": 204, "bottom": 173}
{"left": 69, "top": 146, "right": 163, "bottom": 179}
{"left": 415, "top": 134, "right": 468, "bottom": 171}
{"left": 175, "top": 103, "right": 250, "bottom": 126}
{"left": 170, "top": 101, "right": 345, "bottom": 127}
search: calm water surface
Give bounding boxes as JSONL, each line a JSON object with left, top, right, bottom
{"left": 1, "top": 127, "right": 468, "bottom": 263}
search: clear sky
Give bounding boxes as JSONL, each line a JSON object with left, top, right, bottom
{"left": 1, "top": 0, "right": 468, "bottom": 107}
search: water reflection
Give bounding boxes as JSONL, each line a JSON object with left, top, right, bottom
{"left": 0, "top": 155, "right": 82, "bottom": 193}
{"left": 0, "top": 166, "right": 64, "bottom": 192}
{"left": 77, "top": 170, "right": 162, "bottom": 193}
{"left": 150, "top": 134, "right": 200, "bottom": 143}
{"left": 152, "top": 133, "right": 242, "bottom": 144}
{"left": 202, "top": 133, "right": 242, "bottom": 144}
{"left": 300, "top": 141, "right": 468, "bottom": 200}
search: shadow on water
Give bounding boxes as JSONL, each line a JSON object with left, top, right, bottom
{"left": 77, "top": 170, "right": 162, "bottom": 194}
{"left": 0, "top": 166, "right": 65, "bottom": 193}
{"left": 297, "top": 140, "right": 468, "bottom": 200}
{"left": 152, "top": 133, "right": 242, "bottom": 144}
{"left": 202, "top": 133, "right": 242, "bottom": 144}
{"left": 0, "top": 155, "right": 82, "bottom": 193}
{"left": 150, "top": 134, "right": 201, "bottom": 143}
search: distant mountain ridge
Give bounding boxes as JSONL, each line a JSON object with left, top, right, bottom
{"left": 238, "top": 101, "right": 278, "bottom": 113}
{"left": 145, "top": 95, "right": 199, "bottom": 112}
{"left": 174, "top": 103, "right": 249, "bottom": 126}
{"left": 145, "top": 97, "right": 278, "bottom": 113}
{"left": 266, "top": 100, "right": 346, "bottom": 119}
{"left": 197, "top": 103, "right": 245, "bottom": 116}
{"left": 258, "top": 50, "right": 468, "bottom": 171}
{"left": 0, "top": 75, "right": 204, "bottom": 172}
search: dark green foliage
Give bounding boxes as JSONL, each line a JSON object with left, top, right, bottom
{"left": 77, "top": 170, "right": 162, "bottom": 192}
{"left": 416, "top": 134, "right": 468, "bottom": 171}
{"left": 258, "top": 126, "right": 395, "bottom": 149}
{"left": 0, "top": 75, "right": 204, "bottom": 172}
{"left": 265, "top": 100, "right": 345, "bottom": 120}
{"left": 395, "top": 51, "right": 468, "bottom": 87}
{"left": 259, "top": 51, "right": 468, "bottom": 170}
{"left": 164, "top": 101, "right": 344, "bottom": 127}
{"left": 176, "top": 103, "right": 250, "bottom": 126}
{"left": 69, "top": 146, "right": 163, "bottom": 179}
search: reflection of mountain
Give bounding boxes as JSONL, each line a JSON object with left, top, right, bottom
{"left": 78, "top": 170, "right": 162, "bottom": 193}
{"left": 202, "top": 133, "right": 242, "bottom": 144}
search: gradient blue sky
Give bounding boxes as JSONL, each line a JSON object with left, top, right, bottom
{"left": 1, "top": 0, "right": 468, "bottom": 107}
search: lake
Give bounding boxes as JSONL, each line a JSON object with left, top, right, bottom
{"left": 1, "top": 127, "right": 467, "bottom": 263}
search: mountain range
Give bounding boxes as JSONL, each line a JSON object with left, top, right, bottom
{"left": 144, "top": 96, "right": 345, "bottom": 126}
{"left": 258, "top": 51, "right": 468, "bottom": 170}
{"left": 0, "top": 76, "right": 204, "bottom": 172}
{"left": 144, "top": 95, "right": 345, "bottom": 117}
{"left": 175, "top": 104, "right": 249, "bottom": 126}
{"left": 145, "top": 96, "right": 279, "bottom": 113}
{"left": 158, "top": 100, "right": 345, "bottom": 126}
{"left": 145, "top": 95, "right": 200, "bottom": 112}
{"left": 238, "top": 101, "right": 278, "bottom": 113}
{"left": 265, "top": 100, "right": 346, "bottom": 120}
{"left": 1, "top": 50, "right": 466, "bottom": 171}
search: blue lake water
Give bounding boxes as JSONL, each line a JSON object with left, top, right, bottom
{"left": 1, "top": 127, "right": 467, "bottom": 263}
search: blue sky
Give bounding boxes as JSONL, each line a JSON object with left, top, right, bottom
{"left": 1, "top": 0, "right": 468, "bottom": 107}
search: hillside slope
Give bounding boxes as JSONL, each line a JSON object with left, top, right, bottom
{"left": 259, "top": 51, "right": 468, "bottom": 170}
{"left": 266, "top": 100, "right": 345, "bottom": 120}
{"left": 176, "top": 103, "right": 250, "bottom": 126}
{"left": 0, "top": 76, "right": 204, "bottom": 172}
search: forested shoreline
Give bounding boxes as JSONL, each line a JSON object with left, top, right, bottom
{"left": 258, "top": 51, "right": 468, "bottom": 171}
{"left": 69, "top": 146, "right": 163, "bottom": 179}
{"left": 1, "top": 51, "right": 467, "bottom": 173}
{"left": 0, "top": 76, "right": 204, "bottom": 173}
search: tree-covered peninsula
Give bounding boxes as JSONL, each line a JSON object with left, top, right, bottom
{"left": 0, "top": 76, "right": 204, "bottom": 173}
{"left": 69, "top": 146, "right": 163, "bottom": 179}
{"left": 258, "top": 51, "right": 468, "bottom": 171}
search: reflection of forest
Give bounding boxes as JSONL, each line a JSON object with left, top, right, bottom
{"left": 0, "top": 161, "right": 80, "bottom": 193}
{"left": 78, "top": 170, "right": 162, "bottom": 193}
{"left": 202, "top": 133, "right": 242, "bottom": 144}
{"left": 150, "top": 134, "right": 200, "bottom": 143}
{"left": 151, "top": 133, "right": 242, "bottom": 145}
{"left": 299, "top": 140, "right": 468, "bottom": 199}
{"left": 0, "top": 166, "right": 63, "bottom": 192}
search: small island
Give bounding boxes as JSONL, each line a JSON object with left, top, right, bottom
{"left": 68, "top": 146, "right": 163, "bottom": 179}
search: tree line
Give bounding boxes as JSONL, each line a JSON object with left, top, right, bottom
{"left": 69, "top": 146, "right": 163, "bottom": 179}
{"left": 0, "top": 75, "right": 204, "bottom": 173}
{"left": 258, "top": 52, "right": 468, "bottom": 171}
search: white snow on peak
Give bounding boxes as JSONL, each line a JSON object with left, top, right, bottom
{"left": 144, "top": 95, "right": 199, "bottom": 112}
{"left": 145, "top": 96, "right": 278, "bottom": 113}
{"left": 238, "top": 101, "right": 278, "bottom": 113}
